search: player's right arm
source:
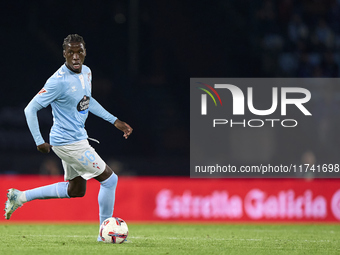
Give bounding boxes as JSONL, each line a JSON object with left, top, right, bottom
{"left": 24, "top": 76, "right": 62, "bottom": 153}
{"left": 24, "top": 99, "right": 52, "bottom": 153}
{"left": 24, "top": 99, "right": 45, "bottom": 146}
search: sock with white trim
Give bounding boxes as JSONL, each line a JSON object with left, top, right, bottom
{"left": 25, "top": 182, "right": 70, "bottom": 202}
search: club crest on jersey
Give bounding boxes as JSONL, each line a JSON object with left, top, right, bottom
{"left": 77, "top": 95, "right": 90, "bottom": 114}
{"left": 38, "top": 88, "right": 47, "bottom": 95}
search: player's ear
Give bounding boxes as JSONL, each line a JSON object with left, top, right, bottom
{"left": 63, "top": 50, "right": 66, "bottom": 58}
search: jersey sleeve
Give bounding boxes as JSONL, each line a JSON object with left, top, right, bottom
{"left": 24, "top": 98, "right": 45, "bottom": 146}
{"left": 89, "top": 97, "right": 118, "bottom": 124}
{"left": 34, "top": 77, "right": 63, "bottom": 108}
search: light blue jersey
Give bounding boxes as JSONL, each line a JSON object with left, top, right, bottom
{"left": 25, "top": 64, "right": 117, "bottom": 146}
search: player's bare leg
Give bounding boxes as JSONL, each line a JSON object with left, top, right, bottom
{"left": 94, "top": 165, "right": 113, "bottom": 182}
{"left": 68, "top": 176, "right": 87, "bottom": 197}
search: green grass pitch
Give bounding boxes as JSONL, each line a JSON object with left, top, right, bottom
{"left": 1, "top": 223, "right": 340, "bottom": 255}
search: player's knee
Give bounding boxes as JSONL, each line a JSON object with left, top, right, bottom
{"left": 68, "top": 176, "right": 87, "bottom": 198}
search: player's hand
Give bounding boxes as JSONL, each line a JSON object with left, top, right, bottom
{"left": 114, "top": 119, "right": 133, "bottom": 139}
{"left": 37, "top": 143, "right": 53, "bottom": 153}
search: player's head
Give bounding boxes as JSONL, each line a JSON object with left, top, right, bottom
{"left": 63, "top": 34, "right": 86, "bottom": 73}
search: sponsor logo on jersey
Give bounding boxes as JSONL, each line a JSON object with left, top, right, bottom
{"left": 77, "top": 95, "right": 90, "bottom": 114}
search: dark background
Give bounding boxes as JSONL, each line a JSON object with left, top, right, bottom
{"left": 1, "top": 0, "right": 340, "bottom": 176}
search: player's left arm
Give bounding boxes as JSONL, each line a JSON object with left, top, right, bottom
{"left": 89, "top": 97, "right": 133, "bottom": 139}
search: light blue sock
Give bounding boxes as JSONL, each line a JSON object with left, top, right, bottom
{"left": 97, "top": 173, "right": 118, "bottom": 241}
{"left": 98, "top": 173, "right": 118, "bottom": 225}
{"left": 25, "top": 182, "right": 70, "bottom": 202}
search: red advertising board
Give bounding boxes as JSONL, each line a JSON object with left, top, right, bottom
{"left": 1, "top": 175, "right": 340, "bottom": 222}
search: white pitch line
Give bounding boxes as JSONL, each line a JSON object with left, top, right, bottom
{"left": 8, "top": 234, "right": 97, "bottom": 238}
{"left": 8, "top": 234, "right": 332, "bottom": 243}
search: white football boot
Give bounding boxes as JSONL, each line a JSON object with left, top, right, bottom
{"left": 4, "top": 188, "right": 23, "bottom": 220}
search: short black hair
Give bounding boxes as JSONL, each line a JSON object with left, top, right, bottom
{"left": 62, "top": 34, "right": 85, "bottom": 50}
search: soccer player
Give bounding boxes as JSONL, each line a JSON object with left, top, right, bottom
{"left": 4, "top": 34, "right": 132, "bottom": 241}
